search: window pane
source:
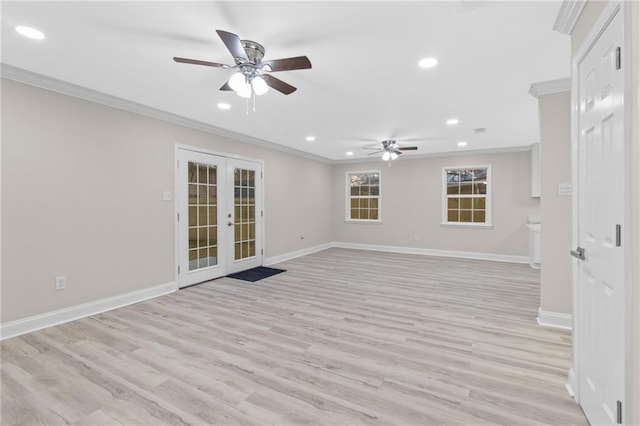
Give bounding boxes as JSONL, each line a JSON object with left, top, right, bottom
{"left": 473, "top": 211, "right": 486, "bottom": 223}
{"left": 351, "top": 199, "right": 359, "bottom": 209}
{"left": 198, "top": 227, "right": 208, "bottom": 247}
{"left": 199, "top": 185, "right": 208, "bottom": 203}
{"left": 188, "top": 184, "right": 197, "bottom": 204}
{"left": 198, "top": 165, "right": 208, "bottom": 184}
{"left": 448, "top": 197, "right": 459, "bottom": 209}
{"left": 360, "top": 198, "right": 369, "bottom": 209}
{"left": 208, "top": 167, "right": 217, "bottom": 185}
{"left": 370, "top": 186, "right": 379, "bottom": 196}
{"left": 359, "top": 209, "right": 369, "bottom": 219}
{"left": 460, "top": 198, "right": 472, "bottom": 209}
{"left": 351, "top": 209, "right": 359, "bottom": 219}
{"left": 188, "top": 162, "right": 197, "bottom": 184}
{"left": 198, "top": 206, "right": 208, "bottom": 226}
{"left": 460, "top": 210, "right": 473, "bottom": 222}
{"left": 370, "top": 209, "right": 379, "bottom": 220}
{"left": 351, "top": 186, "right": 360, "bottom": 196}
{"left": 189, "top": 228, "right": 197, "bottom": 249}
{"left": 208, "top": 186, "right": 217, "bottom": 205}
{"left": 370, "top": 198, "right": 378, "bottom": 209}
{"left": 360, "top": 186, "right": 370, "bottom": 196}
{"left": 208, "top": 206, "right": 217, "bottom": 226}
{"left": 473, "top": 198, "right": 486, "bottom": 209}
{"left": 209, "top": 246, "right": 218, "bottom": 266}
{"left": 459, "top": 182, "right": 473, "bottom": 194}
{"left": 447, "top": 182, "right": 459, "bottom": 195}
{"left": 188, "top": 205, "right": 197, "bottom": 227}
{"left": 208, "top": 226, "right": 217, "bottom": 246}
{"left": 474, "top": 181, "right": 487, "bottom": 194}
{"left": 447, "top": 210, "right": 458, "bottom": 222}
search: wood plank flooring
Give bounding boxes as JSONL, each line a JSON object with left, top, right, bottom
{"left": 1, "top": 248, "right": 588, "bottom": 425}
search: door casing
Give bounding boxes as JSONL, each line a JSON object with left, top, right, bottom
{"left": 569, "top": 1, "right": 632, "bottom": 424}
{"left": 174, "top": 144, "right": 265, "bottom": 287}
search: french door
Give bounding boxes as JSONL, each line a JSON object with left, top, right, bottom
{"left": 176, "top": 148, "right": 263, "bottom": 288}
{"left": 574, "top": 4, "right": 626, "bottom": 425}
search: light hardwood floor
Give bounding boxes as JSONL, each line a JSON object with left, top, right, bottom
{"left": 1, "top": 248, "right": 587, "bottom": 425}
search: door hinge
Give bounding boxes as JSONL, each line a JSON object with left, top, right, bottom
{"left": 177, "top": 212, "right": 180, "bottom": 221}
{"left": 617, "top": 400, "right": 622, "bottom": 424}
{"left": 616, "top": 224, "right": 621, "bottom": 247}
{"left": 261, "top": 248, "right": 264, "bottom": 255}
{"left": 615, "top": 46, "right": 622, "bottom": 70}
{"left": 177, "top": 159, "right": 179, "bottom": 168}
{"left": 178, "top": 265, "right": 181, "bottom": 274}
{"left": 261, "top": 210, "right": 263, "bottom": 218}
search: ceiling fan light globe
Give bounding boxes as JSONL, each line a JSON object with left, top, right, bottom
{"left": 236, "top": 82, "right": 252, "bottom": 98}
{"left": 382, "top": 151, "right": 391, "bottom": 161}
{"left": 252, "top": 76, "right": 269, "bottom": 96}
{"left": 390, "top": 152, "right": 399, "bottom": 160}
{"left": 228, "top": 72, "right": 246, "bottom": 92}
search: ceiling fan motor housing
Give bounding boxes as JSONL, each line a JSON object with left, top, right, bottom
{"left": 240, "top": 40, "right": 265, "bottom": 64}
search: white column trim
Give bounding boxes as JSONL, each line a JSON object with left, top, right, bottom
{"left": 529, "top": 78, "right": 571, "bottom": 98}
{"left": 537, "top": 307, "right": 573, "bottom": 330}
{"left": 553, "top": 0, "right": 587, "bottom": 34}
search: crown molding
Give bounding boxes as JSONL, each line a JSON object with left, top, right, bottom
{"left": 0, "top": 63, "right": 331, "bottom": 164}
{"left": 553, "top": 0, "right": 587, "bottom": 35}
{"left": 529, "top": 77, "right": 571, "bottom": 98}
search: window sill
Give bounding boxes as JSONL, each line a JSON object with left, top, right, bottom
{"left": 345, "top": 219, "right": 383, "bottom": 224}
{"left": 440, "top": 222, "right": 493, "bottom": 229}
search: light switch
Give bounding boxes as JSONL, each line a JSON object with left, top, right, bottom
{"left": 162, "top": 191, "right": 172, "bottom": 201}
{"left": 557, "top": 183, "right": 572, "bottom": 196}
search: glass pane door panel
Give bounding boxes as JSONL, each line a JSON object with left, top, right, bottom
{"left": 188, "top": 161, "right": 218, "bottom": 271}
{"left": 233, "top": 168, "right": 256, "bottom": 260}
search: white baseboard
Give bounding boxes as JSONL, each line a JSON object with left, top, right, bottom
{"left": 264, "top": 242, "right": 333, "bottom": 266}
{"left": 0, "top": 281, "right": 177, "bottom": 341}
{"left": 566, "top": 367, "right": 578, "bottom": 400}
{"left": 537, "top": 307, "right": 573, "bottom": 330}
{"left": 332, "top": 242, "right": 529, "bottom": 264}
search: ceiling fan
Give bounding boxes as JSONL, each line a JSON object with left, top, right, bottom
{"left": 366, "top": 140, "right": 418, "bottom": 161}
{"left": 173, "top": 30, "right": 311, "bottom": 98}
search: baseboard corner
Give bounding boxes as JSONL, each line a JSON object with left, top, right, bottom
{"left": 537, "top": 307, "right": 573, "bottom": 330}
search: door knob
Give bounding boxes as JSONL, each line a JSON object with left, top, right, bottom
{"left": 570, "top": 246, "right": 585, "bottom": 260}
{"left": 228, "top": 221, "right": 233, "bottom": 227}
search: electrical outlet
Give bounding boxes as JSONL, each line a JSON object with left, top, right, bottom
{"left": 55, "top": 276, "right": 66, "bottom": 291}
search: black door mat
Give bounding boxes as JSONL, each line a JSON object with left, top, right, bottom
{"left": 227, "top": 266, "right": 286, "bottom": 282}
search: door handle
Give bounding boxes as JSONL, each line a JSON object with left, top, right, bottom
{"left": 228, "top": 221, "right": 234, "bottom": 227}
{"left": 570, "top": 246, "right": 585, "bottom": 260}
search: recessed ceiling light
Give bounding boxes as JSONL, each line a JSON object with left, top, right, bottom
{"left": 15, "top": 25, "right": 45, "bottom": 40}
{"left": 217, "top": 102, "right": 231, "bottom": 110}
{"left": 446, "top": 118, "right": 459, "bottom": 126}
{"left": 305, "top": 136, "right": 316, "bottom": 142}
{"left": 418, "top": 57, "right": 438, "bottom": 69}
{"left": 457, "top": 141, "right": 467, "bottom": 147}
{"left": 346, "top": 151, "right": 354, "bottom": 156}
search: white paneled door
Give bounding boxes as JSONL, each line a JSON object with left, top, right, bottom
{"left": 177, "top": 148, "right": 263, "bottom": 288}
{"left": 575, "top": 6, "right": 625, "bottom": 425}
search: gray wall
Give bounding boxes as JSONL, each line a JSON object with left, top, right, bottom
{"left": 332, "top": 151, "right": 540, "bottom": 257}
{"left": 538, "top": 91, "right": 572, "bottom": 315}
{"left": 1, "top": 79, "right": 334, "bottom": 323}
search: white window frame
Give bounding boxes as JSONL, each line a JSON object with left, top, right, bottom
{"left": 441, "top": 165, "right": 492, "bottom": 228}
{"left": 345, "top": 170, "right": 382, "bottom": 223}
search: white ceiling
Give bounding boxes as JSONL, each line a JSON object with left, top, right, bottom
{"left": 1, "top": 1, "right": 569, "bottom": 162}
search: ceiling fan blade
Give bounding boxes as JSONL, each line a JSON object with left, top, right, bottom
{"left": 173, "top": 57, "right": 229, "bottom": 68}
{"left": 399, "top": 146, "right": 418, "bottom": 151}
{"left": 216, "top": 30, "right": 249, "bottom": 62}
{"left": 368, "top": 151, "right": 383, "bottom": 155}
{"left": 262, "top": 74, "right": 297, "bottom": 95}
{"left": 220, "top": 81, "right": 233, "bottom": 91}
{"left": 262, "top": 56, "right": 312, "bottom": 72}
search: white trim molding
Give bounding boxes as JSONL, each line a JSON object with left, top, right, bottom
{"left": 0, "top": 64, "right": 330, "bottom": 165}
{"left": 0, "top": 281, "right": 177, "bottom": 341}
{"left": 263, "top": 242, "right": 333, "bottom": 266}
{"left": 553, "top": 0, "right": 587, "bottom": 34}
{"left": 537, "top": 307, "right": 573, "bottom": 330}
{"left": 333, "top": 242, "right": 528, "bottom": 264}
{"left": 529, "top": 78, "right": 571, "bottom": 98}
{"left": 566, "top": 368, "right": 578, "bottom": 400}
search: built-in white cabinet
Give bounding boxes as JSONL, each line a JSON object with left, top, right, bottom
{"left": 531, "top": 143, "right": 540, "bottom": 198}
